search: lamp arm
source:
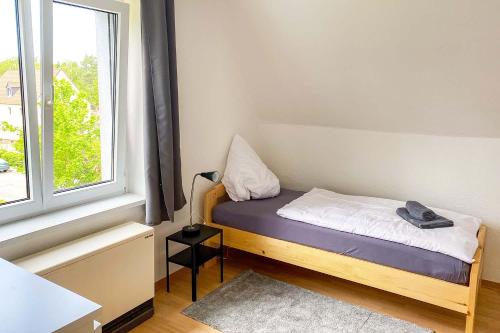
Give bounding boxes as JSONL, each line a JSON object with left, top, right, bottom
{"left": 189, "top": 173, "right": 201, "bottom": 227}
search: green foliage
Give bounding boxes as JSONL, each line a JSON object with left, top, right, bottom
{"left": 55, "top": 55, "right": 99, "bottom": 106}
{"left": 0, "top": 149, "right": 25, "bottom": 173}
{"left": 0, "top": 56, "right": 98, "bottom": 106}
{"left": 0, "top": 58, "right": 19, "bottom": 77}
{"left": 52, "top": 78, "right": 101, "bottom": 190}
{"left": 0, "top": 56, "right": 103, "bottom": 190}
{"left": 0, "top": 58, "right": 40, "bottom": 77}
{"left": 0, "top": 121, "right": 25, "bottom": 173}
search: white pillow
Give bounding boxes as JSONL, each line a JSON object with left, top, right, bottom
{"left": 222, "top": 135, "right": 280, "bottom": 201}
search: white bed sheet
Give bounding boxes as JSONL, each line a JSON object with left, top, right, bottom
{"left": 277, "top": 188, "right": 481, "bottom": 263}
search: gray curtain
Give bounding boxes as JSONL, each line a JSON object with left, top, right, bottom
{"left": 141, "top": 0, "right": 186, "bottom": 226}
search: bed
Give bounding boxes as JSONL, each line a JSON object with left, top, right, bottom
{"left": 204, "top": 184, "right": 486, "bottom": 333}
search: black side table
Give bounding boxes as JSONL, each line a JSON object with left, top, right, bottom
{"left": 166, "top": 223, "right": 223, "bottom": 302}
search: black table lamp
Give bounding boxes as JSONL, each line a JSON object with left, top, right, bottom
{"left": 182, "top": 171, "right": 220, "bottom": 237}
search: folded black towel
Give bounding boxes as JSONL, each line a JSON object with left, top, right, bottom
{"left": 406, "top": 201, "right": 437, "bottom": 221}
{"left": 396, "top": 207, "right": 454, "bottom": 229}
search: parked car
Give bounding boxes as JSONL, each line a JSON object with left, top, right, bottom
{"left": 0, "top": 159, "right": 10, "bottom": 172}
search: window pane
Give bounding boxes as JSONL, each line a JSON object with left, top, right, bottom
{"left": 52, "top": 2, "right": 116, "bottom": 192}
{"left": 0, "top": 0, "right": 30, "bottom": 205}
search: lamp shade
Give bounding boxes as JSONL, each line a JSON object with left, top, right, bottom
{"left": 200, "top": 171, "right": 220, "bottom": 182}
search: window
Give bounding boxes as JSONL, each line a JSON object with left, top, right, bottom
{"left": 51, "top": 2, "right": 116, "bottom": 193}
{"left": 6, "top": 85, "right": 20, "bottom": 97}
{"left": 0, "top": 0, "right": 33, "bottom": 208}
{"left": 0, "top": 0, "right": 129, "bottom": 224}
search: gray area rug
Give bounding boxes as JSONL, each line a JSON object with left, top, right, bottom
{"left": 183, "top": 270, "right": 433, "bottom": 333}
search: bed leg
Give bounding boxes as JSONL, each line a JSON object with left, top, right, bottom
{"left": 465, "top": 280, "right": 479, "bottom": 333}
{"left": 464, "top": 225, "right": 485, "bottom": 333}
{"left": 465, "top": 311, "right": 476, "bottom": 333}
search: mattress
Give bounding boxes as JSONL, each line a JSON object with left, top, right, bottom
{"left": 212, "top": 189, "right": 471, "bottom": 284}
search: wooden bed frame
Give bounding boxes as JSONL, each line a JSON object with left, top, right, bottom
{"left": 204, "top": 184, "right": 486, "bottom": 333}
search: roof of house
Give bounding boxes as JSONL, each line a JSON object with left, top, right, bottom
{"left": 0, "top": 70, "right": 42, "bottom": 106}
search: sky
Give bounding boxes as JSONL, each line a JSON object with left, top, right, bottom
{"left": 0, "top": 0, "right": 98, "bottom": 63}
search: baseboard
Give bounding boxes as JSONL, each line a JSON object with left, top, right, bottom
{"left": 102, "top": 299, "right": 154, "bottom": 333}
{"left": 482, "top": 279, "right": 500, "bottom": 288}
{"left": 155, "top": 249, "right": 500, "bottom": 293}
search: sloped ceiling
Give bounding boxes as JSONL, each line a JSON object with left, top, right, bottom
{"left": 213, "top": 0, "right": 500, "bottom": 137}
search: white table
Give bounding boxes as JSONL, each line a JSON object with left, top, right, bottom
{"left": 0, "top": 258, "right": 101, "bottom": 333}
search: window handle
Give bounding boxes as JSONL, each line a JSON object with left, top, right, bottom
{"left": 45, "top": 85, "right": 54, "bottom": 106}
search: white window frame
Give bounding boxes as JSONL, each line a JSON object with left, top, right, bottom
{"left": 0, "top": 0, "right": 129, "bottom": 225}
{"left": 1, "top": 0, "right": 43, "bottom": 223}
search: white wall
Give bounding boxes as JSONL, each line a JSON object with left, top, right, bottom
{"left": 152, "top": 0, "right": 260, "bottom": 281}
{"left": 258, "top": 123, "right": 500, "bottom": 281}
{"left": 4, "top": 0, "right": 499, "bottom": 285}
{"left": 122, "top": 0, "right": 260, "bottom": 282}
{"left": 0, "top": 206, "right": 145, "bottom": 261}
{"left": 219, "top": 0, "right": 500, "bottom": 138}
{"left": 121, "top": 0, "right": 260, "bottom": 281}
{"left": 0, "top": 0, "right": 259, "bottom": 283}
{"left": 170, "top": 1, "right": 500, "bottom": 282}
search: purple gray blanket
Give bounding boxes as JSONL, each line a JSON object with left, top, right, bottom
{"left": 213, "top": 189, "right": 470, "bottom": 284}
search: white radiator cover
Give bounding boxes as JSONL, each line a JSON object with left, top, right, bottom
{"left": 14, "top": 222, "right": 154, "bottom": 325}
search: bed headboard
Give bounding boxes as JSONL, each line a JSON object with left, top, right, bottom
{"left": 204, "top": 183, "right": 229, "bottom": 224}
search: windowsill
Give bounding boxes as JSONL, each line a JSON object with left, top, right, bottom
{"left": 0, "top": 193, "right": 145, "bottom": 246}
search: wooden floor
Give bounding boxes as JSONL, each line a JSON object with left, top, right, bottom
{"left": 132, "top": 250, "right": 500, "bottom": 333}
